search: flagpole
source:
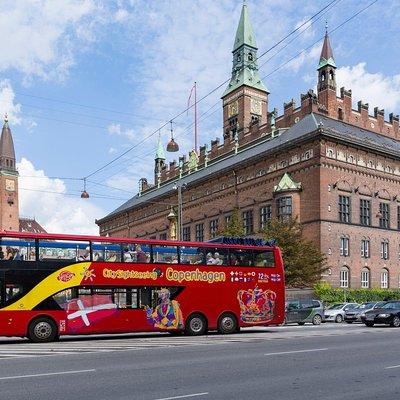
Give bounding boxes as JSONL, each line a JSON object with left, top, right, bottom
{"left": 194, "top": 81, "right": 198, "bottom": 154}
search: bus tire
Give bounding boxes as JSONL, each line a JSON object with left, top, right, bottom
{"left": 28, "top": 317, "right": 58, "bottom": 343}
{"left": 185, "top": 313, "right": 207, "bottom": 336}
{"left": 218, "top": 313, "right": 238, "bottom": 334}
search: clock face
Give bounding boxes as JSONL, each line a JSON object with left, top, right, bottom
{"left": 251, "top": 98, "right": 262, "bottom": 116}
{"left": 228, "top": 100, "right": 239, "bottom": 118}
{"left": 5, "top": 179, "right": 15, "bottom": 192}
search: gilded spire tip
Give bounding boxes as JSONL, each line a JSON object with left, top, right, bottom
{"left": 4, "top": 113, "right": 8, "bottom": 123}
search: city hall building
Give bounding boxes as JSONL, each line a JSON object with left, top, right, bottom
{"left": 96, "top": 4, "right": 400, "bottom": 290}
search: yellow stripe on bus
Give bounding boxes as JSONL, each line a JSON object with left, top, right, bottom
{"left": 2, "top": 262, "right": 91, "bottom": 311}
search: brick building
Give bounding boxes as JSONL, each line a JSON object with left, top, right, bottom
{"left": 96, "top": 4, "right": 400, "bottom": 290}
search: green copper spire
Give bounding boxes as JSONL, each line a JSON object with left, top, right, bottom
{"left": 223, "top": 3, "right": 268, "bottom": 97}
{"left": 233, "top": 2, "right": 257, "bottom": 51}
{"left": 317, "top": 26, "right": 336, "bottom": 70}
{"left": 155, "top": 135, "right": 165, "bottom": 160}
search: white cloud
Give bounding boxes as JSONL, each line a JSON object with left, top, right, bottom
{"left": 284, "top": 43, "right": 321, "bottom": 73}
{"left": 0, "top": 0, "right": 102, "bottom": 81}
{"left": 18, "top": 158, "right": 104, "bottom": 235}
{"left": 108, "top": 123, "right": 136, "bottom": 141}
{"left": 0, "top": 80, "right": 22, "bottom": 124}
{"left": 337, "top": 63, "right": 400, "bottom": 112}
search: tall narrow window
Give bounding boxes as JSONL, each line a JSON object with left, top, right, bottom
{"left": 159, "top": 233, "right": 167, "bottom": 240}
{"left": 380, "top": 269, "right": 389, "bottom": 289}
{"left": 380, "top": 240, "right": 389, "bottom": 260}
{"left": 338, "top": 195, "right": 351, "bottom": 223}
{"left": 340, "top": 267, "right": 349, "bottom": 288}
{"left": 277, "top": 197, "right": 292, "bottom": 220}
{"left": 361, "top": 268, "right": 370, "bottom": 289}
{"left": 182, "top": 226, "right": 191, "bottom": 242}
{"left": 361, "top": 238, "right": 370, "bottom": 258}
{"left": 397, "top": 206, "right": 400, "bottom": 230}
{"left": 195, "top": 223, "right": 204, "bottom": 242}
{"left": 340, "top": 236, "right": 350, "bottom": 256}
{"left": 379, "top": 202, "right": 390, "bottom": 229}
{"left": 360, "top": 199, "right": 371, "bottom": 226}
{"left": 242, "top": 210, "right": 254, "bottom": 235}
{"left": 260, "top": 205, "right": 272, "bottom": 230}
{"left": 209, "top": 219, "right": 219, "bottom": 239}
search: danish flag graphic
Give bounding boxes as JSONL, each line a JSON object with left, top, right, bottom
{"left": 66, "top": 295, "right": 118, "bottom": 330}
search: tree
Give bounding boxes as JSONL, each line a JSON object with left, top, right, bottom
{"left": 261, "top": 217, "right": 327, "bottom": 287}
{"left": 220, "top": 208, "right": 244, "bottom": 236}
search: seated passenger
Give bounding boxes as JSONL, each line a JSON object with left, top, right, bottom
{"left": 13, "top": 249, "right": 23, "bottom": 261}
{"left": 206, "top": 253, "right": 215, "bottom": 265}
{"left": 123, "top": 247, "right": 133, "bottom": 262}
{"left": 213, "top": 252, "right": 223, "bottom": 265}
{"left": 171, "top": 255, "right": 178, "bottom": 264}
{"left": 136, "top": 245, "right": 147, "bottom": 263}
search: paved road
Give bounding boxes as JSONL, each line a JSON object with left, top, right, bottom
{"left": 1, "top": 324, "right": 399, "bottom": 399}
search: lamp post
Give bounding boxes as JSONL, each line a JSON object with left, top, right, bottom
{"left": 173, "top": 182, "right": 187, "bottom": 241}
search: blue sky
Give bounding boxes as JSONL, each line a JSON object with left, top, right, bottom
{"left": 0, "top": 0, "right": 399, "bottom": 234}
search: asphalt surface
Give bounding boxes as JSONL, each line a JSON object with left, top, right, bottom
{"left": 1, "top": 323, "right": 399, "bottom": 400}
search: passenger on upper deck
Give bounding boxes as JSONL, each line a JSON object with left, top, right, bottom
{"left": 136, "top": 245, "right": 147, "bottom": 263}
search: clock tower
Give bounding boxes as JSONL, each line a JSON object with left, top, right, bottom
{"left": 0, "top": 115, "right": 19, "bottom": 231}
{"left": 222, "top": 2, "right": 269, "bottom": 142}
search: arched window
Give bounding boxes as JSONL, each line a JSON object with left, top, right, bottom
{"left": 329, "top": 69, "right": 334, "bottom": 80}
{"left": 381, "top": 268, "right": 389, "bottom": 289}
{"left": 340, "top": 266, "right": 349, "bottom": 288}
{"left": 321, "top": 71, "right": 326, "bottom": 82}
{"left": 248, "top": 52, "right": 253, "bottom": 61}
{"left": 361, "top": 267, "right": 370, "bottom": 288}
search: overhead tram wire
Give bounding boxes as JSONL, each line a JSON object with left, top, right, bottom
{"left": 14, "top": 92, "right": 166, "bottom": 122}
{"left": 81, "top": 0, "right": 341, "bottom": 182}
{"left": 261, "top": 0, "right": 379, "bottom": 81}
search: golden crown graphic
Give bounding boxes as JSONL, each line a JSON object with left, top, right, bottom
{"left": 237, "top": 287, "right": 276, "bottom": 324}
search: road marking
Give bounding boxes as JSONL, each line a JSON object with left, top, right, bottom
{"left": 0, "top": 369, "right": 95, "bottom": 380}
{"left": 154, "top": 393, "right": 209, "bottom": 400}
{"left": 264, "top": 348, "right": 328, "bottom": 356}
{"left": 385, "top": 365, "right": 400, "bottom": 369}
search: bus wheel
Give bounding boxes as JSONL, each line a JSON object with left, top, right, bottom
{"left": 28, "top": 317, "right": 57, "bottom": 343}
{"left": 185, "top": 313, "right": 207, "bottom": 336}
{"left": 218, "top": 313, "right": 238, "bottom": 334}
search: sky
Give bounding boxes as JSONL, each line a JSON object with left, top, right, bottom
{"left": 0, "top": 0, "right": 399, "bottom": 235}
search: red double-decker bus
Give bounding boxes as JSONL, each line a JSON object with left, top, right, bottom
{"left": 0, "top": 231, "right": 284, "bottom": 342}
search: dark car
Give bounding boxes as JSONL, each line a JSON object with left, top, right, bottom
{"left": 361, "top": 301, "right": 400, "bottom": 327}
{"left": 285, "top": 299, "right": 324, "bottom": 325}
{"left": 344, "top": 301, "right": 386, "bottom": 323}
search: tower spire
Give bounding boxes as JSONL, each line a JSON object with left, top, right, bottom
{"left": 318, "top": 26, "right": 336, "bottom": 70}
{"left": 0, "top": 115, "right": 16, "bottom": 173}
{"left": 222, "top": 2, "right": 268, "bottom": 97}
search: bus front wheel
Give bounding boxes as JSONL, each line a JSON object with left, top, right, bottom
{"left": 185, "top": 313, "right": 207, "bottom": 336}
{"left": 28, "top": 317, "right": 58, "bottom": 343}
{"left": 218, "top": 313, "right": 238, "bottom": 334}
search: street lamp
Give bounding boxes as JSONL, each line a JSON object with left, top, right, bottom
{"left": 81, "top": 178, "right": 89, "bottom": 199}
{"left": 166, "top": 120, "right": 179, "bottom": 152}
{"left": 173, "top": 182, "right": 187, "bottom": 240}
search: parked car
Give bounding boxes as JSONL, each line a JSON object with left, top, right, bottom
{"left": 361, "top": 301, "right": 400, "bottom": 327}
{"left": 324, "top": 303, "right": 358, "bottom": 323}
{"left": 344, "top": 301, "right": 386, "bottom": 323}
{"left": 285, "top": 299, "right": 325, "bottom": 325}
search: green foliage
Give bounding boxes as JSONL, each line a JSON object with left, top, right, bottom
{"left": 220, "top": 207, "right": 244, "bottom": 237}
{"left": 314, "top": 282, "right": 400, "bottom": 303}
{"left": 262, "top": 217, "right": 327, "bottom": 287}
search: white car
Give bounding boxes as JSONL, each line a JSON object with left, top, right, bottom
{"left": 324, "top": 303, "right": 359, "bottom": 323}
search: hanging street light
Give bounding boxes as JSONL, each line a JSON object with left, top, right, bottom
{"left": 81, "top": 178, "right": 90, "bottom": 199}
{"left": 166, "top": 120, "right": 179, "bottom": 152}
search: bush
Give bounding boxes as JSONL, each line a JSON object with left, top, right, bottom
{"left": 314, "top": 282, "right": 400, "bottom": 304}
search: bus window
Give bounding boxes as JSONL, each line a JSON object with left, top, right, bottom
{"left": 5, "top": 284, "right": 22, "bottom": 302}
{"left": 92, "top": 242, "right": 121, "bottom": 262}
{"left": 179, "top": 246, "right": 203, "bottom": 264}
{"left": 229, "top": 249, "right": 253, "bottom": 266}
{"left": 120, "top": 243, "right": 151, "bottom": 263}
{"left": 201, "top": 247, "right": 228, "bottom": 265}
{"left": 254, "top": 250, "right": 275, "bottom": 267}
{"left": 152, "top": 245, "right": 178, "bottom": 264}
{"left": 38, "top": 240, "right": 90, "bottom": 261}
{"left": 0, "top": 237, "right": 36, "bottom": 261}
